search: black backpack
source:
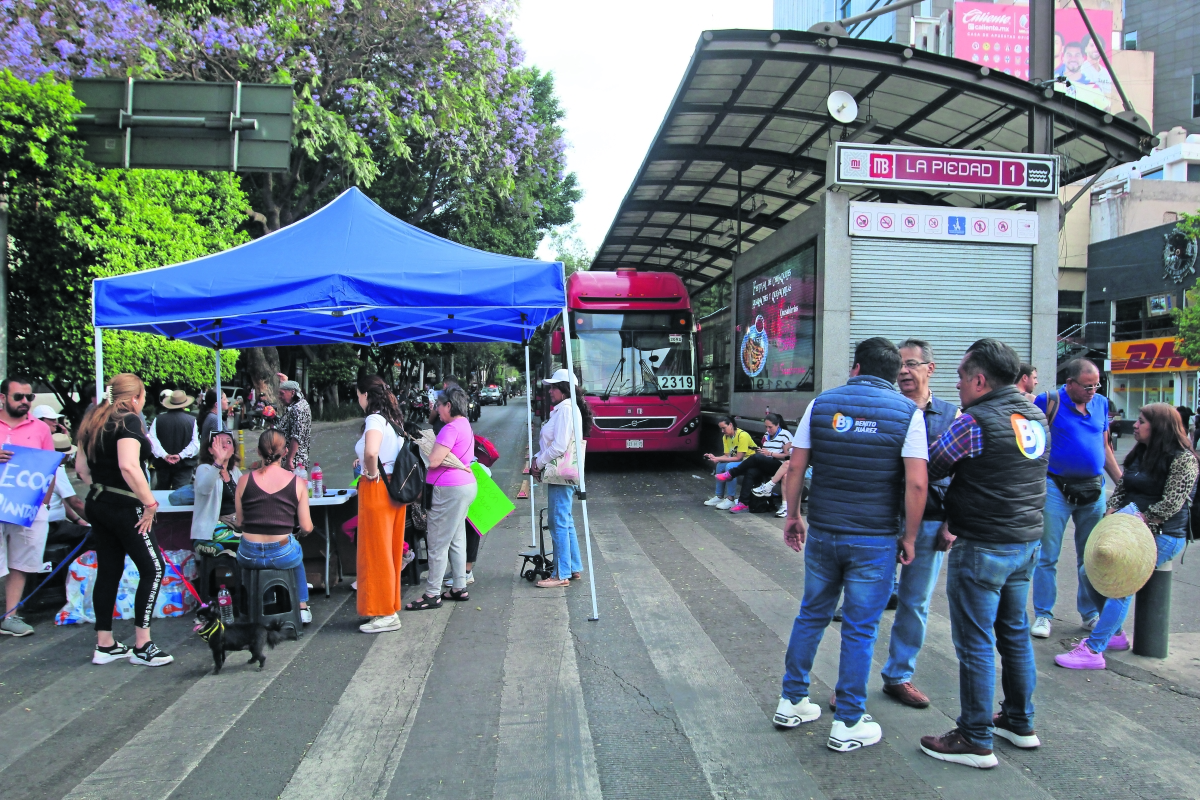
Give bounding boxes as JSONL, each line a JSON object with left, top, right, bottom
{"left": 383, "top": 421, "right": 426, "bottom": 505}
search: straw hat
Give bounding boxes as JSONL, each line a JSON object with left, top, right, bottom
{"left": 1083, "top": 513, "right": 1157, "bottom": 599}
{"left": 161, "top": 389, "right": 195, "bottom": 410}
{"left": 52, "top": 432, "right": 76, "bottom": 456}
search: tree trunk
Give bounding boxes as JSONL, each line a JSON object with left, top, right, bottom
{"left": 325, "top": 383, "right": 339, "bottom": 408}
{"left": 245, "top": 347, "right": 281, "bottom": 408}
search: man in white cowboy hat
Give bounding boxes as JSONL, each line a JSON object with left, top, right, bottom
{"left": 149, "top": 389, "right": 200, "bottom": 490}
{"left": 30, "top": 405, "right": 69, "bottom": 437}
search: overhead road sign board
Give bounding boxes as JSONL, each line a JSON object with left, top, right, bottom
{"left": 848, "top": 201, "right": 1038, "bottom": 244}
{"left": 72, "top": 78, "right": 293, "bottom": 172}
{"left": 832, "top": 143, "right": 1058, "bottom": 197}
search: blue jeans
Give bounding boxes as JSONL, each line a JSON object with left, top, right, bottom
{"left": 881, "top": 520, "right": 946, "bottom": 686}
{"left": 782, "top": 527, "right": 897, "bottom": 724}
{"left": 236, "top": 537, "right": 309, "bottom": 604}
{"left": 1033, "top": 478, "right": 1105, "bottom": 621}
{"left": 947, "top": 538, "right": 1039, "bottom": 749}
{"left": 715, "top": 459, "right": 742, "bottom": 498}
{"left": 548, "top": 484, "right": 582, "bottom": 580}
{"left": 1082, "top": 533, "right": 1186, "bottom": 652}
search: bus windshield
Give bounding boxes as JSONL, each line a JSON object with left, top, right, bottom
{"left": 571, "top": 312, "right": 696, "bottom": 397}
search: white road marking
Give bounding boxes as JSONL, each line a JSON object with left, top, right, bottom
{"left": 592, "top": 510, "right": 828, "bottom": 800}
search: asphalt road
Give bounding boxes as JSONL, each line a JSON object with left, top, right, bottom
{"left": 2, "top": 403, "right": 1200, "bottom": 799}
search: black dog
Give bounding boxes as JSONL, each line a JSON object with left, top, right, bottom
{"left": 193, "top": 604, "right": 284, "bottom": 674}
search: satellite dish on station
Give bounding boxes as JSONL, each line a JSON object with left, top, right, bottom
{"left": 827, "top": 91, "right": 858, "bottom": 124}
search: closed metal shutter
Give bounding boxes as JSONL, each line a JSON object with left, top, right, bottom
{"left": 849, "top": 238, "right": 1033, "bottom": 400}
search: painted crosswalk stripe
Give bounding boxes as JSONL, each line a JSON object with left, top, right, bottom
{"left": 592, "top": 510, "right": 829, "bottom": 800}
{"left": 278, "top": 596, "right": 452, "bottom": 800}
{"left": 492, "top": 576, "right": 601, "bottom": 800}
{"left": 64, "top": 591, "right": 351, "bottom": 800}
{"left": 657, "top": 512, "right": 1054, "bottom": 800}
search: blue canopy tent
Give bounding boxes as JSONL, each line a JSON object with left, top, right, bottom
{"left": 91, "top": 187, "right": 599, "bottom": 618}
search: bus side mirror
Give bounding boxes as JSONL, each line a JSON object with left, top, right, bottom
{"left": 550, "top": 329, "right": 564, "bottom": 356}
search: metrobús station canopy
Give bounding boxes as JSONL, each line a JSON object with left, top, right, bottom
{"left": 594, "top": 29, "right": 1155, "bottom": 290}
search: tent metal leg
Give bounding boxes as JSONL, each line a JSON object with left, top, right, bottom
{"left": 215, "top": 349, "right": 223, "bottom": 433}
{"left": 94, "top": 328, "right": 104, "bottom": 406}
{"left": 560, "top": 301, "right": 599, "bottom": 622}
{"left": 524, "top": 345, "right": 537, "bottom": 548}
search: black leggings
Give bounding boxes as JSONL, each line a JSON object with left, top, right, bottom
{"left": 86, "top": 498, "right": 164, "bottom": 631}
{"left": 727, "top": 453, "right": 783, "bottom": 505}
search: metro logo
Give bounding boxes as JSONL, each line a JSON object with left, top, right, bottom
{"left": 869, "top": 154, "right": 894, "bottom": 178}
{"left": 1110, "top": 337, "right": 1199, "bottom": 374}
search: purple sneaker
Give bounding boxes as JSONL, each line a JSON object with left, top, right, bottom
{"left": 729, "top": 503, "right": 749, "bottom": 513}
{"left": 1054, "top": 641, "right": 1106, "bottom": 670}
{"left": 1107, "top": 631, "right": 1131, "bottom": 651}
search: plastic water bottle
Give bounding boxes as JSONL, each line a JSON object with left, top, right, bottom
{"left": 294, "top": 465, "right": 308, "bottom": 495}
{"left": 312, "top": 462, "right": 323, "bottom": 498}
{"left": 217, "top": 585, "right": 233, "bottom": 625}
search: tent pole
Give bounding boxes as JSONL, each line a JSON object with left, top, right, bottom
{"left": 94, "top": 328, "right": 104, "bottom": 407}
{"left": 215, "top": 349, "right": 223, "bottom": 433}
{"left": 561, "top": 300, "right": 599, "bottom": 622}
{"left": 524, "top": 343, "right": 537, "bottom": 549}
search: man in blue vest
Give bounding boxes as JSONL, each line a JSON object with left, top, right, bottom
{"left": 773, "top": 337, "right": 929, "bottom": 753}
{"left": 877, "top": 338, "right": 959, "bottom": 708}
{"left": 919, "top": 339, "right": 1048, "bottom": 769}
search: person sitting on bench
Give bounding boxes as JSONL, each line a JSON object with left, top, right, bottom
{"left": 716, "top": 413, "right": 792, "bottom": 513}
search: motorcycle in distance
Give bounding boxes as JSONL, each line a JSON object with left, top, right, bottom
{"left": 407, "top": 390, "right": 429, "bottom": 422}
{"left": 468, "top": 390, "right": 481, "bottom": 423}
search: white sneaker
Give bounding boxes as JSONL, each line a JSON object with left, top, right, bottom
{"left": 716, "top": 498, "right": 734, "bottom": 510}
{"left": 828, "top": 715, "right": 882, "bottom": 751}
{"left": 466, "top": 572, "right": 475, "bottom": 585}
{"left": 752, "top": 481, "right": 776, "bottom": 497}
{"left": 773, "top": 696, "right": 821, "bottom": 728}
{"left": 1082, "top": 615, "right": 1099, "bottom": 631}
{"left": 704, "top": 495, "right": 723, "bottom": 506}
{"left": 359, "top": 614, "right": 402, "bottom": 634}
{"left": 444, "top": 576, "right": 454, "bottom": 588}
{"left": 301, "top": 608, "right": 312, "bottom": 625}
{"left": 1031, "top": 616, "right": 1052, "bottom": 638}
{"left": 776, "top": 501, "right": 788, "bottom": 518}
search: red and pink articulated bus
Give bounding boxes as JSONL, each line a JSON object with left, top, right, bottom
{"left": 549, "top": 268, "right": 701, "bottom": 453}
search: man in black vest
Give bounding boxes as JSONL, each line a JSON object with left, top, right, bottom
{"left": 919, "top": 339, "right": 1048, "bottom": 770}
{"left": 149, "top": 389, "right": 200, "bottom": 490}
{"left": 773, "top": 337, "right": 928, "bottom": 754}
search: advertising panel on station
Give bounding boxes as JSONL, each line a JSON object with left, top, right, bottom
{"left": 833, "top": 143, "right": 1058, "bottom": 197}
{"left": 848, "top": 202, "right": 1039, "bottom": 244}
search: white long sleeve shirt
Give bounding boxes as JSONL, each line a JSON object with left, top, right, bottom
{"left": 535, "top": 398, "right": 584, "bottom": 470}
{"left": 149, "top": 417, "right": 200, "bottom": 460}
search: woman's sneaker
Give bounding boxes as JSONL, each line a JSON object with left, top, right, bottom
{"left": 716, "top": 498, "right": 734, "bottom": 510}
{"left": 776, "top": 501, "right": 788, "bottom": 518}
{"left": 130, "top": 642, "right": 174, "bottom": 667}
{"left": 729, "top": 503, "right": 749, "bottom": 514}
{"left": 1108, "top": 631, "right": 1130, "bottom": 651}
{"left": 301, "top": 608, "right": 313, "bottom": 625}
{"left": 360, "top": 614, "right": 402, "bottom": 634}
{"left": 773, "top": 696, "right": 821, "bottom": 728}
{"left": 1054, "top": 641, "right": 1105, "bottom": 670}
{"left": 752, "top": 481, "right": 776, "bottom": 497}
{"left": 92, "top": 642, "right": 132, "bottom": 664}
{"left": 828, "top": 715, "right": 882, "bottom": 752}
{"left": 1030, "top": 616, "right": 1052, "bottom": 638}
{"left": 704, "top": 495, "right": 723, "bottom": 506}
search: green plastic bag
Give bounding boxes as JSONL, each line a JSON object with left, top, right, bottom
{"left": 467, "top": 463, "right": 516, "bottom": 535}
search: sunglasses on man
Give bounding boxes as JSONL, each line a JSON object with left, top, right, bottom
{"left": 7, "top": 393, "right": 35, "bottom": 402}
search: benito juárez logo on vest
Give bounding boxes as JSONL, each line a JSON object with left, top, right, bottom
{"left": 832, "top": 412, "right": 879, "bottom": 434}
{"left": 1010, "top": 414, "right": 1047, "bottom": 459}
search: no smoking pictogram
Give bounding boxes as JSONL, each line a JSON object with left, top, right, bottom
{"left": 880, "top": 215, "right": 893, "bottom": 229}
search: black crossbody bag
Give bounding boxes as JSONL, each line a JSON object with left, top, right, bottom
{"left": 1041, "top": 391, "right": 1104, "bottom": 505}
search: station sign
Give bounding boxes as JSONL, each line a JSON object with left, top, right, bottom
{"left": 832, "top": 143, "right": 1058, "bottom": 197}
{"left": 848, "top": 202, "right": 1038, "bottom": 244}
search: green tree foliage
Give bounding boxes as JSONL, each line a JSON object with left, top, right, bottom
{"left": 0, "top": 71, "right": 251, "bottom": 407}
{"left": 1172, "top": 211, "right": 1200, "bottom": 362}
{"left": 306, "top": 343, "right": 361, "bottom": 401}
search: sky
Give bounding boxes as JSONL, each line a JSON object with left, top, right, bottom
{"left": 511, "top": 0, "right": 773, "bottom": 261}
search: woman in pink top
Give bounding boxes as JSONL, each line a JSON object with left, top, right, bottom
{"left": 406, "top": 386, "right": 476, "bottom": 609}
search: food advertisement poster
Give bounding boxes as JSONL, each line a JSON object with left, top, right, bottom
{"left": 734, "top": 246, "right": 816, "bottom": 393}
{"left": 953, "top": 3, "right": 1116, "bottom": 111}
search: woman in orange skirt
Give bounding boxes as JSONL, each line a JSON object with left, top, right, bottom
{"left": 353, "top": 375, "right": 408, "bottom": 633}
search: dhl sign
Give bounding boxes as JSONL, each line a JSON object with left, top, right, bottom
{"left": 1110, "top": 337, "right": 1200, "bottom": 374}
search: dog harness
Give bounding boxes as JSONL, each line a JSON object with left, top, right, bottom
{"left": 196, "top": 617, "right": 224, "bottom": 643}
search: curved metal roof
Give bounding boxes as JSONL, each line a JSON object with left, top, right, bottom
{"left": 594, "top": 29, "right": 1155, "bottom": 289}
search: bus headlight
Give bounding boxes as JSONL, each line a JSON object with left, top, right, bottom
{"left": 678, "top": 417, "right": 699, "bottom": 436}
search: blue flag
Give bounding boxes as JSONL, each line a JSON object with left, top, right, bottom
{"left": 0, "top": 445, "right": 66, "bottom": 527}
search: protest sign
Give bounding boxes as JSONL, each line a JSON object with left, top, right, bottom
{"left": 467, "top": 463, "right": 515, "bottom": 535}
{"left": 0, "top": 445, "right": 66, "bottom": 527}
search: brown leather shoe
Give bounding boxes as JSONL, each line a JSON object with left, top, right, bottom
{"left": 571, "top": 572, "right": 582, "bottom": 581}
{"left": 883, "top": 681, "right": 931, "bottom": 708}
{"left": 919, "top": 729, "right": 998, "bottom": 769}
